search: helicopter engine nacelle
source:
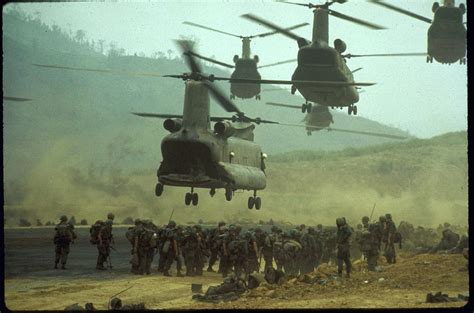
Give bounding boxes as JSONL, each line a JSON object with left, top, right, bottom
{"left": 254, "top": 55, "right": 259, "bottom": 63}
{"left": 163, "top": 118, "right": 183, "bottom": 133}
{"left": 214, "top": 121, "right": 235, "bottom": 138}
{"left": 432, "top": 2, "right": 440, "bottom": 13}
{"left": 233, "top": 55, "right": 239, "bottom": 63}
{"left": 334, "top": 39, "right": 347, "bottom": 54}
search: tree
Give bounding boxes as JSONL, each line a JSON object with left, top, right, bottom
{"left": 75, "top": 29, "right": 86, "bottom": 43}
{"left": 80, "top": 219, "right": 88, "bottom": 225}
{"left": 36, "top": 219, "right": 43, "bottom": 226}
{"left": 69, "top": 216, "right": 76, "bottom": 225}
{"left": 98, "top": 39, "right": 106, "bottom": 54}
{"left": 167, "top": 49, "right": 174, "bottom": 59}
{"left": 19, "top": 218, "right": 31, "bottom": 227}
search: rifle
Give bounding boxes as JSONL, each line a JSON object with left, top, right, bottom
{"left": 108, "top": 284, "right": 134, "bottom": 309}
{"left": 168, "top": 208, "right": 175, "bottom": 223}
{"left": 110, "top": 245, "right": 119, "bottom": 253}
{"left": 369, "top": 203, "right": 376, "bottom": 221}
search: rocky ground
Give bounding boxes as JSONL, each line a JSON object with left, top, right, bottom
{"left": 3, "top": 228, "right": 470, "bottom": 310}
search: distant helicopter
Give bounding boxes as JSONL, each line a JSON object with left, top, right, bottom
{"left": 369, "top": 0, "right": 467, "bottom": 64}
{"left": 266, "top": 102, "right": 408, "bottom": 139}
{"left": 3, "top": 96, "right": 32, "bottom": 102}
{"left": 240, "top": 0, "right": 426, "bottom": 116}
{"left": 182, "top": 21, "right": 308, "bottom": 100}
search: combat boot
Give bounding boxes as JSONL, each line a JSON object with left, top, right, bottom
{"left": 61, "top": 264, "right": 66, "bottom": 270}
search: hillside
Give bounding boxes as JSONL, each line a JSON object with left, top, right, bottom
{"left": 4, "top": 10, "right": 465, "bottom": 226}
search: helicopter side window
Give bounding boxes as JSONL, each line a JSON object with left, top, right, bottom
{"left": 298, "top": 49, "right": 336, "bottom": 66}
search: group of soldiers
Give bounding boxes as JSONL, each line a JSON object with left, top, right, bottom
{"left": 53, "top": 213, "right": 467, "bottom": 279}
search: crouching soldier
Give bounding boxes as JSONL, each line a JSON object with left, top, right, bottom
{"left": 54, "top": 215, "right": 77, "bottom": 269}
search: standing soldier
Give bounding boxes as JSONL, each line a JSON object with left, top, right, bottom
{"left": 126, "top": 219, "right": 143, "bottom": 274}
{"left": 96, "top": 219, "right": 113, "bottom": 270}
{"left": 138, "top": 220, "right": 158, "bottom": 275}
{"left": 281, "top": 231, "right": 302, "bottom": 276}
{"left": 161, "top": 221, "right": 177, "bottom": 276}
{"left": 300, "top": 227, "right": 318, "bottom": 274}
{"left": 244, "top": 230, "right": 259, "bottom": 275}
{"left": 217, "top": 226, "right": 231, "bottom": 277}
{"left": 54, "top": 215, "right": 77, "bottom": 269}
{"left": 360, "top": 216, "right": 380, "bottom": 271}
{"left": 262, "top": 226, "right": 278, "bottom": 270}
{"left": 384, "top": 213, "right": 397, "bottom": 264}
{"left": 182, "top": 226, "right": 198, "bottom": 276}
{"left": 253, "top": 228, "right": 266, "bottom": 273}
{"left": 207, "top": 221, "right": 226, "bottom": 272}
{"left": 336, "top": 217, "right": 352, "bottom": 278}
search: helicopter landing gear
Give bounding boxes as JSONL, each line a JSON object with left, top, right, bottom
{"left": 225, "top": 187, "right": 233, "bottom": 201}
{"left": 155, "top": 183, "right": 164, "bottom": 197}
{"left": 348, "top": 105, "right": 357, "bottom": 116}
{"left": 248, "top": 191, "right": 262, "bottom": 210}
{"left": 302, "top": 102, "right": 312, "bottom": 113}
{"left": 426, "top": 55, "right": 433, "bottom": 63}
{"left": 460, "top": 58, "right": 466, "bottom": 65}
{"left": 291, "top": 85, "right": 297, "bottom": 95}
{"left": 307, "top": 131, "right": 312, "bottom": 136}
{"left": 185, "top": 188, "right": 199, "bottom": 206}
{"left": 255, "top": 94, "right": 261, "bottom": 100}
{"left": 209, "top": 188, "right": 216, "bottom": 197}
{"left": 230, "top": 94, "right": 236, "bottom": 100}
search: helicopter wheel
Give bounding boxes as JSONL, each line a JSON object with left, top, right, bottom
{"left": 155, "top": 183, "right": 164, "bottom": 197}
{"left": 225, "top": 188, "right": 233, "bottom": 201}
{"left": 302, "top": 104, "right": 307, "bottom": 113}
{"left": 185, "top": 193, "right": 192, "bottom": 206}
{"left": 307, "top": 103, "right": 312, "bottom": 113}
{"left": 248, "top": 197, "right": 255, "bottom": 209}
{"left": 192, "top": 193, "right": 199, "bottom": 206}
{"left": 209, "top": 188, "right": 216, "bottom": 197}
{"left": 230, "top": 94, "right": 235, "bottom": 100}
{"left": 256, "top": 95, "right": 261, "bottom": 100}
{"left": 307, "top": 131, "right": 312, "bottom": 136}
{"left": 353, "top": 105, "right": 358, "bottom": 115}
{"left": 348, "top": 106, "right": 353, "bottom": 115}
{"left": 255, "top": 197, "right": 262, "bottom": 210}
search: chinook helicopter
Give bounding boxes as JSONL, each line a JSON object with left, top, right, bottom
{"left": 369, "top": 0, "right": 467, "bottom": 64}
{"left": 240, "top": 0, "right": 426, "bottom": 116}
{"left": 3, "top": 96, "right": 32, "bottom": 102}
{"left": 266, "top": 102, "right": 408, "bottom": 139}
{"left": 182, "top": 21, "right": 308, "bottom": 100}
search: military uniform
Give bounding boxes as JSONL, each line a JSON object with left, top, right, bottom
{"left": 262, "top": 226, "right": 279, "bottom": 270}
{"left": 160, "top": 221, "right": 179, "bottom": 276}
{"left": 136, "top": 220, "right": 157, "bottom": 275}
{"left": 207, "top": 222, "right": 225, "bottom": 272}
{"left": 383, "top": 214, "right": 397, "bottom": 264}
{"left": 227, "top": 231, "right": 248, "bottom": 278}
{"left": 54, "top": 216, "right": 77, "bottom": 269}
{"left": 336, "top": 217, "right": 352, "bottom": 278}
{"left": 127, "top": 219, "right": 143, "bottom": 274}
{"left": 96, "top": 219, "right": 113, "bottom": 270}
{"left": 359, "top": 216, "right": 379, "bottom": 271}
{"left": 300, "top": 227, "right": 319, "bottom": 274}
{"left": 281, "top": 233, "right": 302, "bottom": 276}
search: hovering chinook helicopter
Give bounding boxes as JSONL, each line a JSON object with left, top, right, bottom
{"left": 3, "top": 96, "right": 32, "bottom": 102}
{"left": 240, "top": 0, "right": 426, "bottom": 116}
{"left": 132, "top": 40, "right": 294, "bottom": 210}
{"left": 369, "top": 0, "right": 467, "bottom": 64}
{"left": 182, "top": 21, "right": 308, "bottom": 100}
{"left": 266, "top": 102, "right": 408, "bottom": 139}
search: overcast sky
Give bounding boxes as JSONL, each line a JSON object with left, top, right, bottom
{"left": 10, "top": 0, "right": 467, "bottom": 138}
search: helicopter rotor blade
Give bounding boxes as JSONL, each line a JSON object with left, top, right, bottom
{"left": 266, "top": 102, "right": 302, "bottom": 109}
{"left": 241, "top": 13, "right": 310, "bottom": 47}
{"left": 4, "top": 96, "right": 33, "bottom": 102}
{"left": 343, "top": 52, "right": 428, "bottom": 59}
{"left": 203, "top": 80, "right": 242, "bottom": 114}
{"left": 186, "top": 51, "right": 235, "bottom": 69}
{"left": 32, "top": 63, "right": 162, "bottom": 77}
{"left": 174, "top": 40, "right": 203, "bottom": 74}
{"left": 280, "top": 122, "right": 408, "bottom": 139}
{"left": 182, "top": 21, "right": 242, "bottom": 38}
{"left": 326, "top": 9, "right": 386, "bottom": 29}
{"left": 253, "top": 22, "right": 309, "bottom": 38}
{"left": 229, "top": 77, "right": 376, "bottom": 87}
{"left": 132, "top": 113, "right": 183, "bottom": 119}
{"left": 258, "top": 58, "right": 297, "bottom": 69}
{"left": 368, "top": 0, "right": 432, "bottom": 24}
{"left": 351, "top": 67, "right": 363, "bottom": 74}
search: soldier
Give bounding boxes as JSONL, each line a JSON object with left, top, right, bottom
{"left": 384, "top": 213, "right": 397, "bottom": 264}
{"left": 281, "top": 231, "right": 302, "bottom": 276}
{"left": 336, "top": 217, "right": 352, "bottom": 278}
{"left": 430, "top": 229, "right": 460, "bottom": 253}
{"left": 127, "top": 219, "right": 143, "bottom": 274}
{"left": 96, "top": 219, "right": 113, "bottom": 270}
{"left": 207, "top": 221, "right": 226, "bottom": 272}
{"left": 53, "top": 215, "right": 77, "bottom": 269}
{"left": 227, "top": 228, "right": 248, "bottom": 278}
{"left": 136, "top": 220, "right": 158, "bottom": 275}
{"left": 253, "top": 228, "right": 266, "bottom": 273}
{"left": 360, "top": 216, "right": 379, "bottom": 271}
{"left": 272, "top": 227, "right": 285, "bottom": 271}
{"left": 160, "top": 220, "right": 181, "bottom": 277}
{"left": 262, "top": 226, "right": 278, "bottom": 270}
{"left": 351, "top": 223, "right": 363, "bottom": 261}
{"left": 217, "top": 226, "right": 231, "bottom": 277}
{"left": 244, "top": 230, "right": 259, "bottom": 275}
{"left": 300, "top": 227, "right": 318, "bottom": 274}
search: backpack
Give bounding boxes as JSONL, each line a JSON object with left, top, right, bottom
{"left": 140, "top": 228, "right": 157, "bottom": 248}
{"left": 89, "top": 220, "right": 104, "bottom": 244}
{"left": 55, "top": 224, "right": 72, "bottom": 242}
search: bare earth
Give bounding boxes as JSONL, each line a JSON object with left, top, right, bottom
{"left": 4, "top": 227, "right": 470, "bottom": 310}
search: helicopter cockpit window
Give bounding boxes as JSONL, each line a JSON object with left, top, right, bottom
{"left": 435, "top": 8, "right": 462, "bottom": 23}
{"left": 298, "top": 49, "right": 337, "bottom": 66}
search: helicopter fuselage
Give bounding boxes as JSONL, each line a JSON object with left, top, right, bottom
{"left": 230, "top": 58, "right": 261, "bottom": 99}
{"left": 304, "top": 105, "right": 334, "bottom": 132}
{"left": 292, "top": 45, "right": 359, "bottom": 107}
{"left": 427, "top": 7, "right": 466, "bottom": 64}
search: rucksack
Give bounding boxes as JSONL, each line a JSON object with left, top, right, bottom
{"left": 140, "top": 228, "right": 157, "bottom": 248}
{"left": 90, "top": 220, "right": 104, "bottom": 244}
{"left": 55, "top": 224, "right": 72, "bottom": 242}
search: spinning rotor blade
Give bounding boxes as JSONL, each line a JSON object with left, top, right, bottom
{"left": 32, "top": 63, "right": 162, "bottom": 77}
{"left": 230, "top": 77, "right": 376, "bottom": 87}
{"left": 132, "top": 113, "right": 183, "bottom": 119}
{"left": 187, "top": 51, "right": 235, "bottom": 69}
{"left": 281, "top": 122, "right": 408, "bottom": 139}
{"left": 351, "top": 67, "right": 363, "bottom": 74}
{"left": 203, "top": 81, "right": 242, "bottom": 114}
{"left": 343, "top": 52, "right": 428, "bottom": 59}
{"left": 175, "top": 40, "right": 202, "bottom": 74}
{"left": 266, "top": 102, "right": 302, "bottom": 109}
{"left": 253, "top": 22, "right": 309, "bottom": 38}
{"left": 241, "top": 13, "right": 307, "bottom": 43}
{"left": 326, "top": 9, "right": 386, "bottom": 30}
{"left": 183, "top": 21, "right": 242, "bottom": 38}
{"left": 258, "top": 58, "right": 297, "bottom": 69}
{"left": 4, "top": 96, "right": 32, "bottom": 102}
{"left": 368, "top": 0, "right": 432, "bottom": 24}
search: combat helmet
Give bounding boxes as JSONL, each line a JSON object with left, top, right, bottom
{"left": 107, "top": 213, "right": 115, "bottom": 220}
{"left": 218, "top": 221, "right": 226, "bottom": 227}
{"left": 134, "top": 218, "right": 142, "bottom": 225}
{"left": 385, "top": 213, "right": 392, "bottom": 220}
{"left": 60, "top": 215, "right": 68, "bottom": 222}
{"left": 271, "top": 225, "right": 279, "bottom": 233}
{"left": 379, "top": 216, "right": 387, "bottom": 223}
{"left": 362, "top": 216, "right": 370, "bottom": 223}
{"left": 168, "top": 220, "right": 176, "bottom": 228}
{"left": 307, "top": 226, "right": 315, "bottom": 234}
{"left": 336, "top": 218, "right": 345, "bottom": 226}
{"left": 110, "top": 298, "right": 122, "bottom": 310}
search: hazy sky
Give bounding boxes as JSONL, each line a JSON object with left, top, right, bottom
{"left": 11, "top": 0, "right": 467, "bottom": 138}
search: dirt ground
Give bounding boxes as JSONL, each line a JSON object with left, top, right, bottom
{"left": 3, "top": 227, "right": 470, "bottom": 310}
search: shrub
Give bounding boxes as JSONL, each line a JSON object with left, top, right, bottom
{"left": 19, "top": 218, "right": 31, "bottom": 227}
